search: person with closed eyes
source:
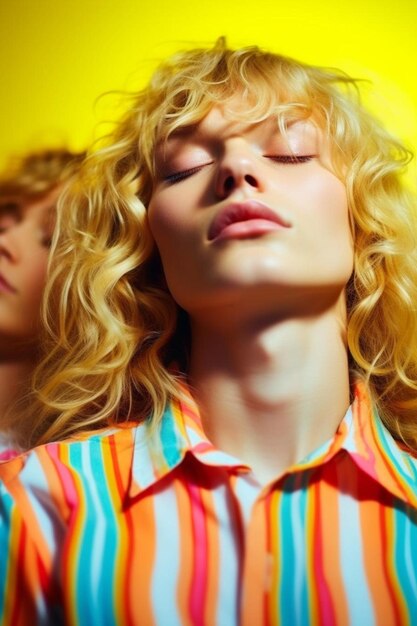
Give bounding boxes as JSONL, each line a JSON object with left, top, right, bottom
{"left": 1, "top": 40, "right": 417, "bottom": 625}
{"left": 0, "top": 149, "right": 85, "bottom": 457}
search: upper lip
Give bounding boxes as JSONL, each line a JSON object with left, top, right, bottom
{"left": 0, "top": 271, "right": 16, "bottom": 293}
{"left": 208, "top": 200, "right": 291, "bottom": 241}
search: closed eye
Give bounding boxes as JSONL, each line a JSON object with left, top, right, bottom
{"left": 265, "top": 155, "right": 316, "bottom": 164}
{"left": 0, "top": 204, "right": 20, "bottom": 233}
{"left": 163, "top": 155, "right": 315, "bottom": 184}
{"left": 40, "top": 234, "right": 53, "bottom": 249}
{"left": 164, "top": 163, "right": 212, "bottom": 185}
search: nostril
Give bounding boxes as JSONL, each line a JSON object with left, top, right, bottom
{"left": 220, "top": 172, "right": 259, "bottom": 197}
{"left": 224, "top": 176, "right": 235, "bottom": 193}
{"left": 244, "top": 174, "right": 258, "bottom": 187}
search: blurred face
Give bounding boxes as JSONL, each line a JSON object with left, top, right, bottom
{"left": 148, "top": 102, "right": 353, "bottom": 319}
{"left": 0, "top": 189, "right": 57, "bottom": 352}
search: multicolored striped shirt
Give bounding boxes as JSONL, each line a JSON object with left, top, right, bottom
{"left": 1, "top": 381, "right": 417, "bottom": 626}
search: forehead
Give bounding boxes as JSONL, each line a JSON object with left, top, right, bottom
{"left": 0, "top": 188, "right": 59, "bottom": 221}
{"left": 155, "top": 106, "right": 322, "bottom": 158}
{"left": 196, "top": 106, "right": 320, "bottom": 137}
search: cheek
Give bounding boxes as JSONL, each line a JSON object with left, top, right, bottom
{"left": 324, "top": 181, "right": 351, "bottom": 244}
{"left": 22, "top": 253, "right": 49, "bottom": 306}
{"left": 4, "top": 253, "right": 48, "bottom": 341}
{"left": 304, "top": 174, "right": 350, "bottom": 233}
{"left": 316, "top": 179, "right": 353, "bottom": 272}
{"left": 296, "top": 173, "right": 353, "bottom": 273}
{"left": 148, "top": 193, "right": 194, "bottom": 260}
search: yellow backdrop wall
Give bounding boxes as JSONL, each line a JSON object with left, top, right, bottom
{"left": 0, "top": 0, "right": 416, "bottom": 173}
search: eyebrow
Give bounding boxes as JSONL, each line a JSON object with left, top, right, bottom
{"left": 0, "top": 200, "right": 21, "bottom": 216}
{"left": 167, "top": 124, "right": 199, "bottom": 139}
{"left": 161, "top": 117, "right": 311, "bottom": 146}
{"left": 154, "top": 126, "right": 199, "bottom": 155}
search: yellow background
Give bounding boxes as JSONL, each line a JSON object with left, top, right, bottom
{"left": 0, "top": 0, "right": 416, "bottom": 172}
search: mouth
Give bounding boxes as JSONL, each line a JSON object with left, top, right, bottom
{"left": 208, "top": 200, "right": 291, "bottom": 242}
{"left": 208, "top": 200, "right": 291, "bottom": 241}
{"left": 0, "top": 272, "right": 17, "bottom": 293}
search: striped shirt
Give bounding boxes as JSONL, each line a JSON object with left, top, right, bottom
{"left": 1, "top": 381, "right": 417, "bottom": 626}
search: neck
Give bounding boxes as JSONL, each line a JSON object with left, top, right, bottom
{"left": 0, "top": 355, "right": 35, "bottom": 432}
{"left": 188, "top": 300, "right": 350, "bottom": 485}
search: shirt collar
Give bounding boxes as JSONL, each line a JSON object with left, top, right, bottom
{"left": 339, "top": 381, "right": 417, "bottom": 507}
{"left": 128, "top": 383, "right": 248, "bottom": 499}
{"left": 128, "top": 380, "right": 417, "bottom": 508}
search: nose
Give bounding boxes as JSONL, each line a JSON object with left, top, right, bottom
{"left": 215, "top": 143, "right": 264, "bottom": 199}
{"left": 0, "top": 218, "right": 18, "bottom": 262}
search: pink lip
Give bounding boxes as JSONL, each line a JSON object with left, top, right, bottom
{"left": 0, "top": 272, "right": 17, "bottom": 293}
{"left": 208, "top": 200, "right": 291, "bottom": 242}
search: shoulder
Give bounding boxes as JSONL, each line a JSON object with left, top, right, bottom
{"left": 0, "top": 424, "right": 139, "bottom": 506}
{"left": 0, "top": 424, "right": 143, "bottom": 588}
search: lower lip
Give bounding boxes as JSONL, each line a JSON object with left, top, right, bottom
{"left": 0, "top": 277, "right": 16, "bottom": 293}
{"left": 213, "top": 219, "right": 285, "bottom": 242}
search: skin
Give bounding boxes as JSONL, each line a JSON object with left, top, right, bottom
{"left": 0, "top": 188, "right": 58, "bottom": 428}
{"left": 148, "top": 103, "right": 354, "bottom": 484}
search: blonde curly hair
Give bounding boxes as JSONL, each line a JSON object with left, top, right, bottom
{"left": 20, "top": 39, "right": 417, "bottom": 450}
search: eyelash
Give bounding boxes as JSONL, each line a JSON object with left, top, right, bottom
{"left": 41, "top": 236, "right": 53, "bottom": 249}
{"left": 163, "top": 155, "right": 315, "bottom": 185}
{"left": 266, "top": 155, "right": 316, "bottom": 164}
{"left": 164, "top": 165, "right": 206, "bottom": 184}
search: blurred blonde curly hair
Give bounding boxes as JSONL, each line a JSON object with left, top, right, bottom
{"left": 19, "top": 38, "right": 417, "bottom": 450}
{"left": 0, "top": 149, "right": 85, "bottom": 199}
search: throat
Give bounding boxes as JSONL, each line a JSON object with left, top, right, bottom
{"left": 188, "top": 313, "right": 350, "bottom": 483}
{"left": 0, "top": 359, "right": 34, "bottom": 429}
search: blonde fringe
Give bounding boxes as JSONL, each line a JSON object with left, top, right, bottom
{"left": 16, "top": 39, "right": 417, "bottom": 451}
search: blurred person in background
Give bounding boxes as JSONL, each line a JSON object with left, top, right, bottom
{"left": 0, "top": 148, "right": 85, "bottom": 457}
